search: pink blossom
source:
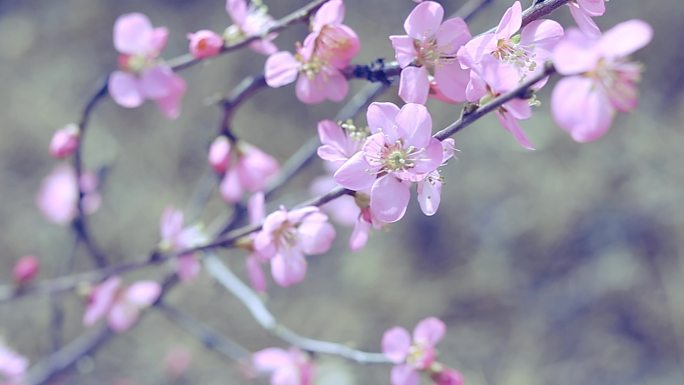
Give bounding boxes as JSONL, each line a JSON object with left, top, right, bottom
{"left": 0, "top": 343, "right": 27, "bottom": 383}
{"left": 254, "top": 206, "right": 335, "bottom": 287}
{"left": 264, "top": 0, "right": 359, "bottom": 104}
{"left": 49, "top": 123, "right": 80, "bottom": 159}
{"left": 225, "top": 0, "right": 278, "bottom": 55}
{"left": 551, "top": 20, "right": 652, "bottom": 142}
{"left": 253, "top": 347, "right": 313, "bottom": 385}
{"left": 108, "top": 13, "right": 186, "bottom": 119}
{"left": 83, "top": 276, "right": 161, "bottom": 333}
{"left": 466, "top": 56, "right": 535, "bottom": 149}
{"left": 382, "top": 317, "right": 447, "bottom": 385}
{"left": 333, "top": 102, "right": 446, "bottom": 223}
{"left": 219, "top": 141, "right": 280, "bottom": 203}
{"left": 458, "top": 1, "right": 563, "bottom": 81}
{"left": 568, "top": 0, "right": 606, "bottom": 38}
{"left": 187, "top": 30, "right": 224, "bottom": 59}
{"left": 390, "top": 1, "right": 471, "bottom": 104}
{"left": 36, "top": 164, "right": 101, "bottom": 225}
{"left": 430, "top": 368, "right": 464, "bottom": 385}
{"left": 159, "top": 207, "right": 208, "bottom": 282}
{"left": 208, "top": 136, "right": 232, "bottom": 174}
{"left": 12, "top": 256, "right": 39, "bottom": 285}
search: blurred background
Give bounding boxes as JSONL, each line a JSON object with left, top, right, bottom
{"left": 1, "top": 0, "right": 683, "bottom": 384}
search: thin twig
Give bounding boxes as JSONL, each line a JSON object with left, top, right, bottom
{"left": 204, "top": 255, "right": 390, "bottom": 364}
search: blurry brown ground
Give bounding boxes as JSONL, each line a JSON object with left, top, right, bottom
{"left": 1, "top": 0, "right": 684, "bottom": 384}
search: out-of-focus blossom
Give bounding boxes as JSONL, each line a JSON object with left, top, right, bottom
{"left": 0, "top": 343, "right": 27, "bottom": 384}
{"left": 430, "top": 368, "right": 464, "bottom": 385}
{"left": 254, "top": 206, "right": 335, "bottom": 287}
{"left": 253, "top": 347, "right": 313, "bottom": 385}
{"left": 108, "top": 13, "right": 186, "bottom": 119}
{"left": 187, "top": 30, "right": 224, "bottom": 59}
{"left": 36, "top": 164, "right": 101, "bottom": 225}
{"left": 49, "top": 123, "right": 80, "bottom": 159}
{"left": 215, "top": 139, "right": 280, "bottom": 203}
{"left": 334, "top": 102, "right": 446, "bottom": 223}
{"left": 164, "top": 346, "right": 192, "bottom": 379}
{"left": 83, "top": 276, "right": 161, "bottom": 333}
{"left": 551, "top": 20, "right": 652, "bottom": 142}
{"left": 568, "top": 0, "right": 606, "bottom": 37}
{"left": 265, "top": 0, "right": 359, "bottom": 104}
{"left": 159, "top": 208, "right": 208, "bottom": 282}
{"left": 390, "top": 1, "right": 471, "bottom": 104}
{"left": 225, "top": 0, "right": 278, "bottom": 55}
{"left": 12, "top": 256, "right": 39, "bottom": 285}
{"left": 466, "top": 56, "right": 536, "bottom": 149}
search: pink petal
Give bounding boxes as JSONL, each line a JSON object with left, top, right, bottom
{"left": 237, "top": 146, "right": 279, "bottom": 192}
{"left": 417, "top": 173, "right": 442, "bottom": 216}
{"left": 208, "top": 136, "right": 232, "bottom": 174}
{"left": 83, "top": 276, "right": 121, "bottom": 326}
{"left": 312, "top": 0, "right": 345, "bottom": 31}
{"left": 176, "top": 255, "right": 201, "bottom": 282}
{"left": 271, "top": 250, "right": 307, "bottom": 287}
{"left": 140, "top": 66, "right": 176, "bottom": 99}
{"left": 435, "top": 17, "right": 471, "bottom": 52}
{"left": 382, "top": 327, "right": 411, "bottom": 363}
{"left": 366, "top": 102, "right": 401, "bottom": 137}
{"left": 496, "top": 110, "right": 535, "bottom": 150}
{"left": 295, "top": 74, "right": 326, "bottom": 104}
{"left": 552, "top": 31, "right": 600, "bottom": 75}
{"left": 220, "top": 168, "right": 244, "bottom": 203}
{"left": 396, "top": 103, "right": 432, "bottom": 148}
{"left": 272, "top": 366, "right": 300, "bottom": 385}
{"left": 108, "top": 71, "right": 144, "bottom": 108}
{"left": 391, "top": 365, "right": 420, "bottom": 385}
{"left": 413, "top": 317, "right": 446, "bottom": 345}
{"left": 398, "top": 66, "right": 430, "bottom": 105}
{"left": 322, "top": 68, "right": 349, "bottom": 102}
{"left": 226, "top": 0, "right": 248, "bottom": 24}
{"left": 350, "top": 217, "right": 371, "bottom": 251}
{"left": 334, "top": 151, "right": 376, "bottom": 191}
{"left": 153, "top": 71, "right": 186, "bottom": 120}
{"left": 250, "top": 39, "right": 278, "bottom": 56}
{"left": 457, "top": 33, "right": 497, "bottom": 69}
{"left": 160, "top": 207, "right": 183, "bottom": 242}
{"left": 568, "top": 3, "right": 601, "bottom": 38}
{"left": 113, "top": 13, "right": 154, "bottom": 55}
{"left": 108, "top": 302, "right": 140, "bottom": 332}
{"left": 246, "top": 256, "right": 267, "bottom": 293}
{"left": 150, "top": 27, "right": 169, "bottom": 56}
{"left": 125, "top": 281, "right": 162, "bottom": 307}
{"left": 248, "top": 192, "right": 265, "bottom": 225}
{"left": 577, "top": 0, "right": 606, "bottom": 16}
{"left": 370, "top": 175, "right": 410, "bottom": 223}
{"left": 552, "top": 76, "right": 615, "bottom": 142}
{"left": 390, "top": 35, "right": 418, "bottom": 68}
{"left": 404, "top": 1, "right": 444, "bottom": 40}
{"left": 297, "top": 216, "right": 336, "bottom": 255}
{"left": 265, "top": 51, "right": 300, "bottom": 88}
{"left": 36, "top": 164, "right": 79, "bottom": 225}
{"left": 504, "top": 98, "right": 532, "bottom": 120}
{"left": 434, "top": 62, "right": 469, "bottom": 102}
{"left": 599, "top": 19, "right": 653, "bottom": 59}
{"left": 495, "top": 1, "right": 522, "bottom": 39}
{"left": 520, "top": 19, "right": 564, "bottom": 54}
{"left": 253, "top": 348, "right": 292, "bottom": 371}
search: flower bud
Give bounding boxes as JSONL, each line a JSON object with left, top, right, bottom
{"left": 208, "top": 136, "right": 232, "bottom": 174}
{"left": 50, "top": 124, "right": 80, "bottom": 159}
{"left": 430, "top": 368, "right": 464, "bottom": 385}
{"left": 12, "top": 255, "right": 39, "bottom": 285}
{"left": 187, "top": 30, "right": 224, "bottom": 59}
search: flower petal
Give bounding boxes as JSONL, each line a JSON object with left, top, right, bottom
{"left": 599, "top": 19, "right": 653, "bottom": 59}
{"left": 370, "top": 175, "right": 410, "bottom": 223}
{"left": 108, "top": 71, "right": 144, "bottom": 108}
{"left": 413, "top": 317, "right": 446, "bottom": 345}
{"left": 417, "top": 173, "right": 442, "bottom": 216}
{"left": 404, "top": 1, "right": 444, "bottom": 40}
{"left": 125, "top": 281, "right": 162, "bottom": 307}
{"left": 367, "top": 102, "right": 401, "bottom": 137}
{"left": 496, "top": 110, "right": 535, "bottom": 150}
{"left": 382, "top": 327, "right": 411, "bottom": 363}
{"left": 334, "top": 151, "right": 376, "bottom": 191}
{"left": 396, "top": 103, "right": 432, "bottom": 148}
{"left": 391, "top": 365, "right": 420, "bottom": 385}
{"left": 398, "top": 66, "right": 430, "bottom": 105}
{"left": 271, "top": 249, "right": 307, "bottom": 287}
{"left": 434, "top": 62, "right": 469, "bottom": 102}
{"left": 495, "top": 1, "right": 522, "bottom": 39}
{"left": 114, "top": 13, "right": 154, "bottom": 55}
{"left": 390, "top": 35, "right": 418, "bottom": 68}
{"left": 265, "top": 51, "right": 300, "bottom": 88}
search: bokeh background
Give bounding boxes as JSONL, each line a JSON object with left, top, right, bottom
{"left": 1, "top": 0, "right": 684, "bottom": 384}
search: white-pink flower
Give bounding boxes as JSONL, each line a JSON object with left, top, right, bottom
{"left": 390, "top": 1, "right": 471, "bottom": 104}
{"left": 382, "top": 317, "right": 447, "bottom": 385}
{"left": 159, "top": 208, "right": 208, "bottom": 282}
{"left": 83, "top": 276, "right": 161, "bottom": 333}
{"left": 254, "top": 206, "right": 335, "bottom": 287}
{"left": 333, "top": 102, "right": 447, "bottom": 223}
{"left": 466, "top": 55, "right": 535, "bottom": 149}
{"left": 253, "top": 347, "right": 313, "bottom": 385}
{"left": 215, "top": 140, "right": 280, "bottom": 203}
{"left": 108, "top": 13, "right": 186, "bottom": 119}
{"left": 568, "top": 0, "right": 606, "bottom": 38}
{"left": 50, "top": 123, "right": 80, "bottom": 159}
{"left": 0, "top": 343, "right": 27, "bottom": 384}
{"left": 458, "top": 1, "right": 563, "bottom": 81}
{"left": 36, "top": 164, "right": 101, "bottom": 225}
{"left": 551, "top": 20, "right": 652, "bottom": 142}
{"left": 187, "top": 30, "right": 224, "bottom": 59}
{"left": 225, "top": 0, "right": 278, "bottom": 55}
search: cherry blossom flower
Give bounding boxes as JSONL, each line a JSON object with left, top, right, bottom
{"left": 568, "top": 0, "right": 606, "bottom": 38}
{"left": 108, "top": 13, "right": 186, "bottom": 119}
{"left": 333, "top": 102, "right": 445, "bottom": 223}
{"left": 0, "top": 343, "right": 27, "bottom": 384}
{"left": 225, "top": 0, "right": 278, "bottom": 55}
{"left": 466, "top": 56, "right": 536, "bottom": 149}
{"left": 252, "top": 347, "right": 313, "bottom": 385}
{"left": 390, "top": 1, "right": 471, "bottom": 104}
{"left": 159, "top": 208, "right": 208, "bottom": 282}
{"left": 254, "top": 206, "right": 335, "bottom": 287}
{"left": 49, "top": 123, "right": 79, "bottom": 159}
{"left": 36, "top": 164, "right": 101, "bottom": 225}
{"left": 264, "top": 0, "right": 359, "bottom": 104}
{"left": 551, "top": 20, "right": 652, "bottom": 142}
{"left": 83, "top": 276, "right": 161, "bottom": 333}
{"left": 213, "top": 139, "right": 280, "bottom": 203}
{"left": 187, "top": 30, "right": 224, "bottom": 59}
{"left": 382, "top": 317, "right": 447, "bottom": 385}
{"left": 12, "top": 256, "right": 39, "bottom": 285}
{"left": 458, "top": 1, "right": 563, "bottom": 81}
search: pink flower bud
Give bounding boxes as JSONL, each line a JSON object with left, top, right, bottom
{"left": 431, "top": 368, "right": 464, "bottom": 385}
{"left": 50, "top": 124, "right": 80, "bottom": 159}
{"left": 187, "top": 30, "right": 223, "bottom": 59}
{"left": 12, "top": 255, "right": 39, "bottom": 285}
{"left": 208, "top": 136, "right": 232, "bottom": 174}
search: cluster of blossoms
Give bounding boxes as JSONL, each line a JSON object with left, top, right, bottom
{"left": 158, "top": 207, "right": 208, "bottom": 282}
{"left": 0, "top": 342, "right": 27, "bottom": 385}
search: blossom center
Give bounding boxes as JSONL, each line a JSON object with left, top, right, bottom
{"left": 298, "top": 55, "right": 325, "bottom": 79}
{"left": 589, "top": 59, "right": 642, "bottom": 110}
{"left": 119, "top": 54, "right": 151, "bottom": 73}
{"left": 273, "top": 221, "right": 299, "bottom": 249}
{"left": 414, "top": 38, "right": 456, "bottom": 70}
{"left": 381, "top": 141, "right": 417, "bottom": 172}
{"left": 406, "top": 343, "right": 435, "bottom": 370}
{"left": 493, "top": 38, "right": 537, "bottom": 74}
